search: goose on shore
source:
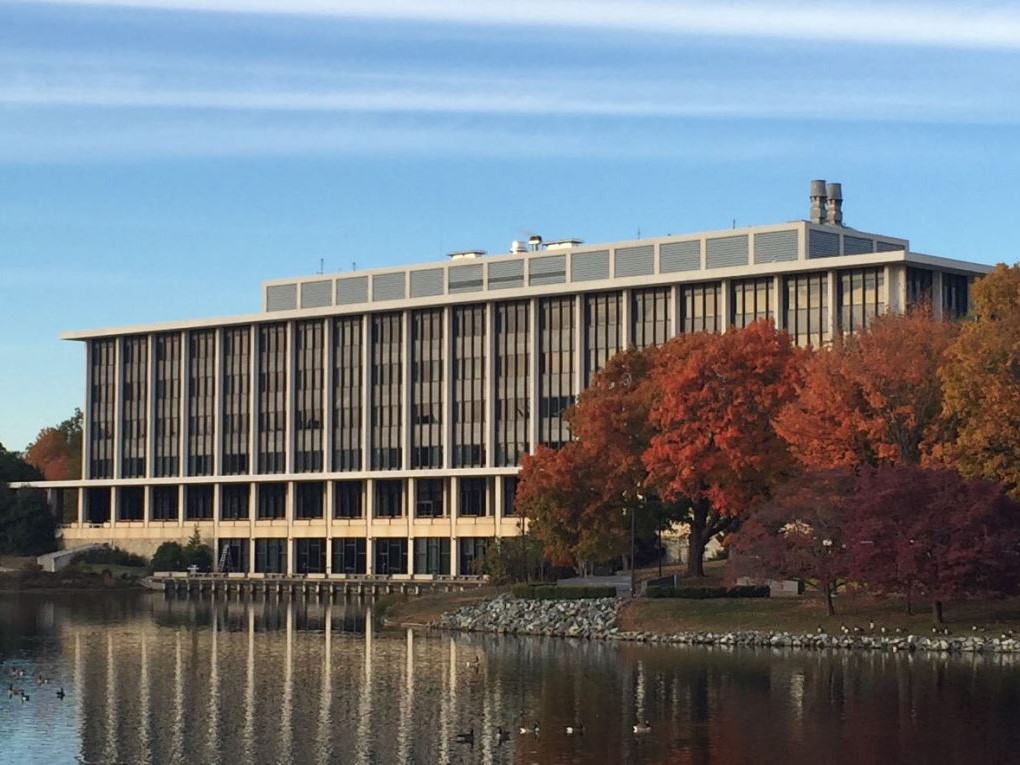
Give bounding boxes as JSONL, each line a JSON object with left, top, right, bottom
{"left": 519, "top": 722, "right": 540, "bottom": 735}
{"left": 633, "top": 721, "right": 652, "bottom": 735}
{"left": 455, "top": 728, "right": 474, "bottom": 744}
{"left": 496, "top": 726, "right": 510, "bottom": 742}
{"left": 565, "top": 723, "right": 584, "bottom": 735}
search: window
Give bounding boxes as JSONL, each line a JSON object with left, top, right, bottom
{"left": 295, "top": 320, "right": 324, "bottom": 472}
{"left": 221, "top": 484, "right": 250, "bottom": 520}
{"left": 502, "top": 476, "right": 519, "bottom": 518}
{"left": 838, "top": 268, "right": 885, "bottom": 333}
{"left": 453, "top": 305, "right": 486, "bottom": 467}
{"left": 254, "top": 538, "right": 286, "bottom": 573}
{"left": 731, "top": 277, "right": 775, "bottom": 329}
{"left": 151, "top": 486, "right": 178, "bottom": 521}
{"left": 257, "top": 324, "right": 288, "bottom": 474}
{"left": 411, "top": 309, "right": 444, "bottom": 468}
{"left": 459, "top": 477, "right": 487, "bottom": 517}
{"left": 88, "top": 339, "right": 116, "bottom": 479}
{"left": 295, "top": 482, "right": 324, "bottom": 520}
{"left": 257, "top": 483, "right": 287, "bottom": 520}
{"left": 222, "top": 326, "right": 251, "bottom": 475}
{"left": 943, "top": 273, "right": 969, "bottom": 319}
{"left": 218, "top": 538, "right": 249, "bottom": 573}
{"left": 334, "top": 481, "right": 363, "bottom": 519}
{"left": 414, "top": 538, "right": 450, "bottom": 575}
{"left": 154, "top": 333, "right": 181, "bottom": 477}
{"left": 333, "top": 317, "right": 363, "bottom": 471}
{"left": 584, "top": 292, "right": 621, "bottom": 386}
{"left": 458, "top": 538, "right": 489, "bottom": 576}
{"left": 370, "top": 314, "right": 403, "bottom": 469}
{"left": 415, "top": 478, "right": 445, "bottom": 518}
{"left": 375, "top": 480, "right": 404, "bottom": 518}
{"left": 906, "top": 267, "right": 934, "bottom": 309}
{"left": 631, "top": 287, "right": 669, "bottom": 349}
{"left": 784, "top": 272, "right": 829, "bottom": 347}
{"left": 331, "top": 538, "right": 366, "bottom": 574}
{"left": 375, "top": 538, "right": 407, "bottom": 575}
{"left": 187, "top": 330, "right": 215, "bottom": 476}
{"left": 681, "top": 282, "right": 721, "bottom": 333}
{"left": 117, "top": 487, "right": 144, "bottom": 522}
{"left": 121, "top": 336, "right": 148, "bottom": 478}
{"left": 495, "top": 301, "right": 530, "bottom": 466}
{"left": 185, "top": 484, "right": 213, "bottom": 520}
{"left": 539, "top": 296, "right": 575, "bottom": 448}
{"left": 294, "top": 538, "right": 326, "bottom": 574}
{"left": 85, "top": 487, "right": 111, "bottom": 524}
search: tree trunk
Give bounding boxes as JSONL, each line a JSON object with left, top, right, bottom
{"left": 932, "top": 599, "right": 944, "bottom": 625}
{"left": 686, "top": 501, "right": 709, "bottom": 578}
{"left": 825, "top": 582, "right": 836, "bottom": 616}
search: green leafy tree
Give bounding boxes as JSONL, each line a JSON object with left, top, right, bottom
{"left": 0, "top": 443, "right": 42, "bottom": 483}
{"left": 183, "top": 528, "right": 213, "bottom": 571}
{"left": 151, "top": 541, "right": 186, "bottom": 571}
{"left": 0, "top": 486, "right": 57, "bottom": 556}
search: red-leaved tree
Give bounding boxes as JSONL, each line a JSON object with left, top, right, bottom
{"left": 731, "top": 469, "right": 854, "bottom": 615}
{"left": 847, "top": 465, "right": 1020, "bottom": 623}
{"left": 776, "top": 311, "right": 958, "bottom": 469}
{"left": 644, "top": 321, "right": 804, "bottom": 576}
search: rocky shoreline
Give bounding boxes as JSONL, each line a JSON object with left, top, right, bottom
{"left": 433, "top": 595, "right": 1020, "bottom": 655}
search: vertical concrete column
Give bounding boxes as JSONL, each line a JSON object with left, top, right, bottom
{"left": 177, "top": 484, "right": 184, "bottom": 530}
{"left": 484, "top": 302, "right": 496, "bottom": 469}
{"left": 402, "top": 310, "right": 413, "bottom": 472}
{"left": 365, "top": 478, "right": 375, "bottom": 576}
{"left": 83, "top": 340, "right": 93, "bottom": 481}
{"left": 77, "top": 486, "right": 85, "bottom": 528}
{"left": 248, "top": 325, "right": 258, "bottom": 478}
{"left": 143, "top": 485, "right": 151, "bottom": 528}
{"left": 620, "top": 288, "right": 632, "bottom": 350}
{"left": 212, "top": 481, "right": 220, "bottom": 570}
{"left": 719, "top": 279, "right": 731, "bottom": 333}
{"left": 670, "top": 284, "right": 681, "bottom": 338}
{"left": 323, "top": 317, "right": 335, "bottom": 475}
{"left": 179, "top": 330, "right": 189, "bottom": 482}
{"left": 214, "top": 328, "right": 224, "bottom": 477}
{"left": 826, "top": 270, "right": 838, "bottom": 343}
{"left": 443, "top": 305, "right": 454, "bottom": 471}
{"left": 146, "top": 333, "right": 156, "bottom": 482}
{"left": 528, "top": 298, "right": 539, "bottom": 452}
{"left": 932, "top": 270, "right": 945, "bottom": 320}
{"left": 493, "top": 476, "right": 503, "bottom": 538}
{"left": 113, "top": 335, "right": 123, "bottom": 482}
{"left": 285, "top": 482, "right": 295, "bottom": 576}
{"left": 286, "top": 321, "right": 296, "bottom": 476}
{"left": 450, "top": 476, "right": 459, "bottom": 576}
{"left": 773, "top": 276, "right": 784, "bottom": 330}
{"left": 573, "top": 294, "right": 583, "bottom": 397}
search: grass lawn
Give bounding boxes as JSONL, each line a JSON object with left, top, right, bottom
{"left": 620, "top": 593, "right": 1020, "bottom": 635}
{"left": 380, "top": 587, "right": 507, "bottom": 627}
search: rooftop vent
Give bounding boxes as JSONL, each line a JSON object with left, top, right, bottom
{"left": 528, "top": 234, "right": 543, "bottom": 251}
{"left": 447, "top": 250, "right": 486, "bottom": 260}
{"left": 510, "top": 240, "right": 528, "bottom": 254}
{"left": 809, "top": 179, "right": 845, "bottom": 226}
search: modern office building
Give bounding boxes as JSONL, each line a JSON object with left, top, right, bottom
{"left": 32, "top": 180, "right": 990, "bottom": 576}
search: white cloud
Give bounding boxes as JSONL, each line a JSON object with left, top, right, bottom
{"left": 11, "top": 0, "right": 1020, "bottom": 50}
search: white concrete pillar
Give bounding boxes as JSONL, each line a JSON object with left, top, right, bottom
{"left": 484, "top": 302, "right": 496, "bottom": 469}
{"left": 719, "top": 278, "right": 731, "bottom": 333}
{"left": 286, "top": 321, "right": 296, "bottom": 476}
{"left": 528, "top": 298, "right": 539, "bottom": 451}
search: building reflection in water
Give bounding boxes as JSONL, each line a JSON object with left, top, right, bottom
{"left": 20, "top": 592, "right": 1020, "bottom": 765}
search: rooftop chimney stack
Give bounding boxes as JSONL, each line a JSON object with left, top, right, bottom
{"left": 826, "top": 182, "right": 843, "bottom": 226}
{"left": 810, "top": 179, "right": 828, "bottom": 224}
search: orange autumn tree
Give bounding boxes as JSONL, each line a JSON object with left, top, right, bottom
{"left": 941, "top": 264, "right": 1020, "bottom": 496}
{"left": 24, "top": 409, "right": 83, "bottom": 481}
{"left": 644, "top": 322, "right": 804, "bottom": 577}
{"left": 516, "top": 349, "right": 664, "bottom": 571}
{"left": 775, "top": 311, "right": 959, "bottom": 469}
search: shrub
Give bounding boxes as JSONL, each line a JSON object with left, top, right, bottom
{"left": 183, "top": 529, "right": 213, "bottom": 572}
{"left": 645, "top": 585, "right": 769, "bottom": 599}
{"left": 511, "top": 584, "right": 617, "bottom": 600}
{"left": 72, "top": 545, "right": 147, "bottom": 567}
{"left": 475, "top": 537, "right": 547, "bottom": 584}
{"left": 151, "top": 541, "right": 186, "bottom": 572}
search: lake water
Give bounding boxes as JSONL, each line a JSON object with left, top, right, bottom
{"left": 1, "top": 593, "right": 1019, "bottom": 764}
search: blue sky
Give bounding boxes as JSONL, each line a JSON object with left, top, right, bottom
{"left": 1, "top": 0, "right": 1019, "bottom": 450}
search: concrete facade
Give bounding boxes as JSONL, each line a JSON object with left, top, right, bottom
{"left": 27, "top": 184, "right": 991, "bottom": 576}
